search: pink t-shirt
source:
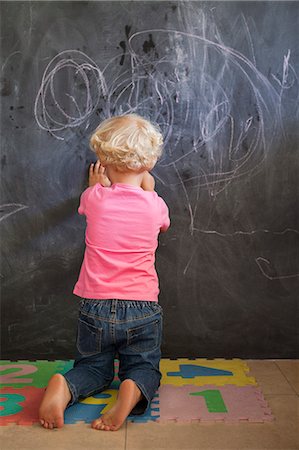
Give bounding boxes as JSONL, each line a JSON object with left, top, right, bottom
{"left": 73, "top": 183, "right": 170, "bottom": 301}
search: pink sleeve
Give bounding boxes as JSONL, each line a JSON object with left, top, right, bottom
{"left": 78, "top": 187, "right": 93, "bottom": 215}
{"left": 159, "top": 198, "right": 170, "bottom": 232}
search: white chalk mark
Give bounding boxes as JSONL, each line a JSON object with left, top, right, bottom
{"left": 271, "top": 49, "right": 296, "bottom": 138}
{"left": 193, "top": 228, "right": 299, "bottom": 237}
{"left": 241, "top": 14, "right": 256, "bottom": 67}
{"left": 1, "top": 51, "right": 22, "bottom": 72}
{"left": 34, "top": 50, "right": 108, "bottom": 139}
{"left": 0, "top": 204, "right": 28, "bottom": 223}
{"left": 173, "top": 162, "right": 195, "bottom": 235}
{"left": 255, "top": 257, "right": 299, "bottom": 280}
{"left": 33, "top": 9, "right": 297, "bottom": 233}
{"left": 183, "top": 243, "right": 199, "bottom": 275}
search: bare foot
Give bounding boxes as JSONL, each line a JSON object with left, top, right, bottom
{"left": 91, "top": 379, "right": 144, "bottom": 431}
{"left": 39, "top": 373, "right": 72, "bottom": 429}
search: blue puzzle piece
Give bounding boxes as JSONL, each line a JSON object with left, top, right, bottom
{"left": 128, "top": 406, "right": 159, "bottom": 423}
{"left": 64, "top": 391, "right": 159, "bottom": 424}
{"left": 127, "top": 394, "right": 159, "bottom": 423}
{"left": 64, "top": 392, "right": 111, "bottom": 424}
{"left": 167, "top": 364, "right": 233, "bottom": 378}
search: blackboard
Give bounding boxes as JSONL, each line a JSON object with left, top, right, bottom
{"left": 1, "top": 1, "right": 298, "bottom": 359}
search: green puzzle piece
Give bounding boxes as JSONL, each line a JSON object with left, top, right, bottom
{"left": 0, "top": 360, "right": 74, "bottom": 388}
{"left": 0, "top": 393, "right": 25, "bottom": 416}
{"left": 190, "top": 389, "right": 228, "bottom": 413}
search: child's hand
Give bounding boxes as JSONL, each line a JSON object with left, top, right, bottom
{"left": 89, "top": 161, "right": 111, "bottom": 187}
{"left": 141, "top": 171, "right": 155, "bottom": 191}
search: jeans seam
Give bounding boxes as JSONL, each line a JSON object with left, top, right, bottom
{"left": 63, "top": 376, "right": 78, "bottom": 407}
{"left": 127, "top": 319, "right": 160, "bottom": 352}
{"left": 77, "top": 318, "right": 103, "bottom": 356}
{"left": 80, "top": 310, "right": 161, "bottom": 323}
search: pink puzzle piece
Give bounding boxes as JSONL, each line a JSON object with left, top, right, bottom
{"left": 158, "top": 384, "right": 274, "bottom": 423}
{"left": 0, "top": 387, "right": 44, "bottom": 426}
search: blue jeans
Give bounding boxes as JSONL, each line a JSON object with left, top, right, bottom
{"left": 64, "top": 299, "right": 163, "bottom": 415}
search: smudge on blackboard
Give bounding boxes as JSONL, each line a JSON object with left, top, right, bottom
{"left": 1, "top": 155, "right": 7, "bottom": 169}
{"left": 125, "top": 25, "right": 131, "bottom": 39}
{"left": 119, "top": 41, "right": 126, "bottom": 65}
{"left": 143, "top": 34, "right": 155, "bottom": 54}
{"left": 0, "top": 77, "right": 12, "bottom": 96}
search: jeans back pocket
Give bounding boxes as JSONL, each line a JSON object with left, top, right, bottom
{"left": 127, "top": 318, "right": 160, "bottom": 353}
{"left": 77, "top": 316, "right": 102, "bottom": 356}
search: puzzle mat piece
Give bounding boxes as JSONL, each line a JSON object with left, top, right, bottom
{"left": 64, "top": 389, "right": 118, "bottom": 424}
{"left": 0, "top": 361, "right": 67, "bottom": 389}
{"left": 64, "top": 390, "right": 159, "bottom": 424}
{"left": 160, "top": 359, "right": 257, "bottom": 387}
{"left": 158, "top": 384, "right": 274, "bottom": 423}
{"left": 0, "top": 359, "right": 121, "bottom": 389}
{"left": 0, "top": 387, "right": 44, "bottom": 426}
{"left": 0, "top": 386, "right": 121, "bottom": 427}
{"left": 127, "top": 393, "right": 159, "bottom": 423}
{"left": 0, "top": 384, "right": 122, "bottom": 427}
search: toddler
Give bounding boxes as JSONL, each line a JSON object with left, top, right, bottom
{"left": 39, "top": 114, "right": 170, "bottom": 431}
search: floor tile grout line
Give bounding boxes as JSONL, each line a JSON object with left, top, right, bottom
{"left": 247, "top": 360, "right": 298, "bottom": 396}
{"left": 274, "top": 361, "right": 298, "bottom": 396}
{"left": 265, "top": 393, "right": 299, "bottom": 398}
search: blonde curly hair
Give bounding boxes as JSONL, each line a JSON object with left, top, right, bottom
{"left": 89, "top": 114, "right": 163, "bottom": 171}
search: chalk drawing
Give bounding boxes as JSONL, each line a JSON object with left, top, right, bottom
{"left": 33, "top": 3, "right": 298, "bottom": 279}
{"left": 0, "top": 204, "right": 28, "bottom": 223}
{"left": 34, "top": 50, "right": 108, "bottom": 140}
{"left": 255, "top": 257, "right": 299, "bottom": 280}
{"left": 34, "top": 6, "right": 295, "bottom": 200}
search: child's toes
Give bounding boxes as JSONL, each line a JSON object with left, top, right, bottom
{"left": 92, "top": 418, "right": 103, "bottom": 429}
{"left": 55, "top": 416, "right": 64, "bottom": 428}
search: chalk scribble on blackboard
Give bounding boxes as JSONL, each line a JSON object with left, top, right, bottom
{"left": 0, "top": 203, "right": 28, "bottom": 222}
{"left": 34, "top": 50, "right": 107, "bottom": 140}
{"left": 33, "top": 5, "right": 298, "bottom": 279}
{"left": 195, "top": 228, "right": 299, "bottom": 237}
{"left": 34, "top": 10, "right": 295, "bottom": 205}
{"left": 255, "top": 257, "right": 299, "bottom": 280}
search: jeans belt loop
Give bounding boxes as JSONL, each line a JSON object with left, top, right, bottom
{"left": 111, "top": 299, "right": 117, "bottom": 313}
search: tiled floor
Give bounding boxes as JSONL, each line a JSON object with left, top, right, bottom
{"left": 0, "top": 360, "right": 298, "bottom": 450}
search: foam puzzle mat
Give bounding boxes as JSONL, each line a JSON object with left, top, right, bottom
{"left": 0, "top": 359, "right": 274, "bottom": 425}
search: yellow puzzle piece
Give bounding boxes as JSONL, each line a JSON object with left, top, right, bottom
{"left": 80, "top": 389, "right": 118, "bottom": 414}
{"left": 160, "top": 358, "right": 257, "bottom": 386}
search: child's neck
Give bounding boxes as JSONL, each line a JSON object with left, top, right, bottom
{"left": 106, "top": 166, "right": 144, "bottom": 187}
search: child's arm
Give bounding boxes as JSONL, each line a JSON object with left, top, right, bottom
{"left": 141, "top": 171, "right": 155, "bottom": 191}
{"left": 89, "top": 161, "right": 111, "bottom": 187}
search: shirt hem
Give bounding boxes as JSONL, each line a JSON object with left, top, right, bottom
{"left": 73, "top": 288, "right": 158, "bottom": 302}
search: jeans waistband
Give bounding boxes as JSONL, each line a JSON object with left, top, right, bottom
{"left": 80, "top": 298, "right": 159, "bottom": 311}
